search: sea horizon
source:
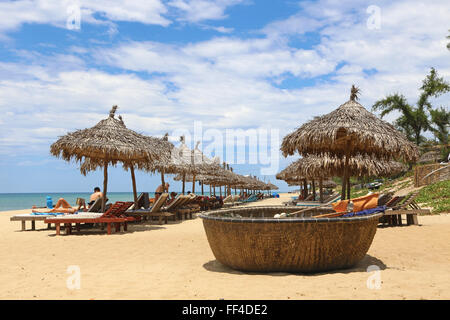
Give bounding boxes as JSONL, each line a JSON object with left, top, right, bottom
{"left": 0, "top": 190, "right": 284, "bottom": 211}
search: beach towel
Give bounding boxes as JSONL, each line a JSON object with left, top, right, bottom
{"left": 351, "top": 193, "right": 379, "bottom": 212}
{"left": 332, "top": 200, "right": 349, "bottom": 213}
{"left": 31, "top": 212, "right": 65, "bottom": 216}
{"left": 342, "top": 206, "right": 386, "bottom": 217}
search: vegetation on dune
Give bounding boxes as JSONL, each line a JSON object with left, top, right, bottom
{"left": 416, "top": 180, "right": 450, "bottom": 214}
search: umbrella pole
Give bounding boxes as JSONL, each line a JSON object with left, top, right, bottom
{"left": 341, "top": 176, "right": 347, "bottom": 200}
{"left": 102, "top": 162, "right": 108, "bottom": 213}
{"left": 319, "top": 178, "right": 323, "bottom": 203}
{"left": 347, "top": 176, "right": 351, "bottom": 200}
{"left": 182, "top": 173, "right": 185, "bottom": 194}
{"left": 130, "top": 166, "right": 138, "bottom": 208}
{"left": 192, "top": 173, "right": 196, "bottom": 193}
{"left": 219, "top": 186, "right": 222, "bottom": 197}
{"left": 201, "top": 181, "right": 204, "bottom": 195}
{"left": 312, "top": 180, "right": 316, "bottom": 201}
{"left": 161, "top": 170, "right": 165, "bottom": 191}
{"left": 342, "top": 145, "right": 350, "bottom": 200}
{"left": 303, "top": 179, "right": 307, "bottom": 199}
{"left": 209, "top": 184, "right": 212, "bottom": 197}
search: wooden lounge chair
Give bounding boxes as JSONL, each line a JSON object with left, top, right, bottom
{"left": 381, "top": 191, "right": 429, "bottom": 226}
{"left": 293, "top": 193, "right": 341, "bottom": 207}
{"left": 10, "top": 197, "right": 106, "bottom": 231}
{"left": 377, "top": 192, "right": 393, "bottom": 206}
{"left": 127, "top": 193, "right": 173, "bottom": 225}
{"left": 129, "top": 192, "right": 150, "bottom": 210}
{"left": 177, "top": 194, "right": 201, "bottom": 219}
{"left": 44, "top": 201, "right": 134, "bottom": 235}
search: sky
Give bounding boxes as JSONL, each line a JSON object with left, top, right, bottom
{"left": 0, "top": 0, "right": 449, "bottom": 193}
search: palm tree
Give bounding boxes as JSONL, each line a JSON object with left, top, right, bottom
{"left": 447, "top": 29, "right": 450, "bottom": 51}
{"left": 372, "top": 94, "right": 427, "bottom": 144}
{"left": 429, "top": 107, "right": 450, "bottom": 159}
{"left": 372, "top": 68, "right": 450, "bottom": 146}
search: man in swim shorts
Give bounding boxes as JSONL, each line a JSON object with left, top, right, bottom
{"left": 155, "top": 183, "right": 169, "bottom": 201}
{"left": 88, "top": 187, "right": 103, "bottom": 206}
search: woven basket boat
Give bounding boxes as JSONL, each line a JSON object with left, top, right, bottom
{"left": 199, "top": 206, "right": 382, "bottom": 273}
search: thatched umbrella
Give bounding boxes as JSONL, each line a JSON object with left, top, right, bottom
{"left": 277, "top": 154, "right": 406, "bottom": 202}
{"left": 322, "top": 179, "right": 337, "bottom": 189}
{"left": 144, "top": 136, "right": 220, "bottom": 195}
{"left": 281, "top": 85, "right": 418, "bottom": 199}
{"left": 51, "top": 106, "right": 172, "bottom": 211}
{"left": 282, "top": 154, "right": 407, "bottom": 178}
{"left": 418, "top": 150, "right": 441, "bottom": 164}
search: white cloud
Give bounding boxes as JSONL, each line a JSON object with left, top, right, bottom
{"left": 1, "top": 0, "right": 450, "bottom": 172}
{"left": 0, "top": 0, "right": 171, "bottom": 35}
{"left": 168, "top": 0, "right": 245, "bottom": 22}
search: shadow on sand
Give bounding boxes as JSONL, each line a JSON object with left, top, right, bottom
{"left": 203, "top": 254, "right": 387, "bottom": 276}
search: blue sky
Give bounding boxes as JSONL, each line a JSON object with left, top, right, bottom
{"left": 0, "top": 0, "right": 449, "bottom": 193}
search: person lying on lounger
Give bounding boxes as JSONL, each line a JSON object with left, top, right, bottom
{"left": 32, "top": 198, "right": 87, "bottom": 214}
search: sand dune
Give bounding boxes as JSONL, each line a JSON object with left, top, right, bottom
{"left": 1, "top": 195, "right": 449, "bottom": 300}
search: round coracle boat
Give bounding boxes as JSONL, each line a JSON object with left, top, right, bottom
{"left": 199, "top": 206, "right": 382, "bottom": 273}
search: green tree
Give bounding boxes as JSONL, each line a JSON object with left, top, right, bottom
{"left": 372, "top": 68, "right": 450, "bottom": 146}
{"left": 429, "top": 107, "right": 450, "bottom": 159}
{"left": 447, "top": 29, "right": 450, "bottom": 51}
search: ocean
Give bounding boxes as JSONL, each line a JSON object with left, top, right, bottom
{"left": 0, "top": 191, "right": 213, "bottom": 211}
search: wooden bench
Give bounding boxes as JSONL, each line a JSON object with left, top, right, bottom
{"left": 380, "top": 210, "right": 422, "bottom": 226}
{"left": 10, "top": 214, "right": 53, "bottom": 231}
{"left": 44, "top": 202, "right": 134, "bottom": 236}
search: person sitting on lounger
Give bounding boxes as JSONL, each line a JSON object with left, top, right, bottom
{"left": 88, "top": 187, "right": 103, "bottom": 207}
{"left": 167, "top": 192, "right": 178, "bottom": 205}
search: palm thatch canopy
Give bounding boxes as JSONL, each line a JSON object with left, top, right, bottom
{"left": 277, "top": 154, "right": 407, "bottom": 179}
{"left": 144, "top": 136, "right": 223, "bottom": 194}
{"left": 51, "top": 106, "right": 171, "bottom": 167}
{"left": 280, "top": 85, "right": 418, "bottom": 199}
{"left": 418, "top": 150, "right": 441, "bottom": 164}
{"left": 281, "top": 86, "right": 418, "bottom": 162}
{"left": 144, "top": 136, "right": 218, "bottom": 175}
{"left": 322, "top": 179, "right": 337, "bottom": 189}
{"left": 50, "top": 106, "right": 173, "bottom": 210}
{"left": 265, "top": 182, "right": 279, "bottom": 191}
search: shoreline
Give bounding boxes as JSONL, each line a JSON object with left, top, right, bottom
{"left": 1, "top": 194, "right": 449, "bottom": 299}
{"left": 0, "top": 191, "right": 291, "bottom": 213}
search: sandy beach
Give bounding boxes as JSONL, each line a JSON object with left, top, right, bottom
{"left": 0, "top": 193, "right": 449, "bottom": 300}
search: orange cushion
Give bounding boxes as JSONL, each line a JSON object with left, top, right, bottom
{"left": 332, "top": 200, "right": 350, "bottom": 213}
{"left": 351, "top": 193, "right": 379, "bottom": 212}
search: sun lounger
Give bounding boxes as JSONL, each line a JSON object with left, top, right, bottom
{"left": 10, "top": 197, "right": 106, "bottom": 231}
{"left": 223, "top": 195, "right": 233, "bottom": 203}
{"left": 294, "top": 194, "right": 341, "bottom": 207}
{"left": 44, "top": 201, "right": 134, "bottom": 235}
{"left": 176, "top": 194, "right": 201, "bottom": 219}
{"left": 127, "top": 193, "right": 173, "bottom": 225}
{"left": 242, "top": 194, "right": 257, "bottom": 203}
{"left": 381, "top": 191, "right": 428, "bottom": 226}
{"left": 129, "top": 192, "right": 150, "bottom": 210}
